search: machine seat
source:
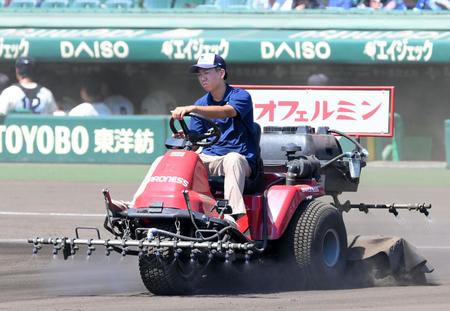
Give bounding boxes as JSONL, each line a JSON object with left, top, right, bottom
{"left": 208, "top": 122, "right": 264, "bottom": 195}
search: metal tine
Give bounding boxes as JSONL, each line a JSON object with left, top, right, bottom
{"left": 28, "top": 237, "right": 256, "bottom": 259}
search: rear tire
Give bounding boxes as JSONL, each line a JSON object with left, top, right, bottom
{"left": 284, "top": 200, "right": 347, "bottom": 289}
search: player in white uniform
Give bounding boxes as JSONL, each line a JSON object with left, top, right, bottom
{"left": 104, "top": 95, "right": 134, "bottom": 115}
{"left": 69, "top": 77, "right": 112, "bottom": 116}
{"left": 69, "top": 102, "right": 111, "bottom": 116}
{"left": 101, "top": 81, "right": 135, "bottom": 115}
{"left": 0, "top": 57, "right": 58, "bottom": 116}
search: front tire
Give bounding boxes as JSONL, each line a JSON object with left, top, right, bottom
{"left": 139, "top": 248, "right": 199, "bottom": 295}
{"left": 138, "top": 222, "right": 201, "bottom": 295}
{"left": 285, "top": 200, "right": 347, "bottom": 289}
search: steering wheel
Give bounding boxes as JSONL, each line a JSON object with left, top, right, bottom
{"left": 169, "top": 112, "right": 221, "bottom": 147}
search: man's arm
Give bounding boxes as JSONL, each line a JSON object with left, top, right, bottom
{"left": 171, "top": 104, "right": 236, "bottom": 120}
{"left": 0, "top": 90, "right": 11, "bottom": 116}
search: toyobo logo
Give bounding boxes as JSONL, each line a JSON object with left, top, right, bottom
{"left": 0, "top": 125, "right": 89, "bottom": 155}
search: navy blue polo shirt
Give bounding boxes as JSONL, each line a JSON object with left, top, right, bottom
{"left": 189, "top": 84, "right": 257, "bottom": 175}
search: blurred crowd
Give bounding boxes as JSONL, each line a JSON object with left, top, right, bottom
{"left": 252, "top": 0, "right": 450, "bottom": 10}
{"left": 0, "top": 58, "right": 334, "bottom": 117}
{"left": 0, "top": 57, "right": 181, "bottom": 117}
{"left": 1, "top": 0, "right": 449, "bottom": 10}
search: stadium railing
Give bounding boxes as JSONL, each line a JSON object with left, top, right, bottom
{"left": 8, "top": 0, "right": 38, "bottom": 7}
{"left": 40, "top": 0, "right": 69, "bottom": 8}
{"left": 1, "top": 0, "right": 448, "bottom": 11}
{"left": 104, "top": 0, "right": 134, "bottom": 8}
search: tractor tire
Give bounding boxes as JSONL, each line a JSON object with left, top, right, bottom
{"left": 138, "top": 224, "right": 200, "bottom": 295}
{"left": 284, "top": 199, "right": 347, "bottom": 289}
{"left": 139, "top": 250, "right": 198, "bottom": 295}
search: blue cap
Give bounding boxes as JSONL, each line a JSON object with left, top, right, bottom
{"left": 15, "top": 57, "right": 35, "bottom": 77}
{"left": 15, "top": 56, "right": 35, "bottom": 69}
{"left": 190, "top": 53, "right": 227, "bottom": 79}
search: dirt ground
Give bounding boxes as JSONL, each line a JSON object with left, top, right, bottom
{"left": 0, "top": 167, "right": 449, "bottom": 310}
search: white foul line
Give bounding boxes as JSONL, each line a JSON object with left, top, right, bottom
{"left": 0, "top": 211, "right": 105, "bottom": 217}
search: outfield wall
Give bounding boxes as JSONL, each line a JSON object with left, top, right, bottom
{"left": 0, "top": 114, "right": 448, "bottom": 164}
{"left": 0, "top": 114, "right": 171, "bottom": 164}
{"left": 0, "top": 10, "right": 449, "bottom": 161}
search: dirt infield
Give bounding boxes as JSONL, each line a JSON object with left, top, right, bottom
{"left": 0, "top": 164, "right": 449, "bottom": 310}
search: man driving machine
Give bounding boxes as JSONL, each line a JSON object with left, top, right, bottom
{"left": 171, "top": 53, "right": 258, "bottom": 232}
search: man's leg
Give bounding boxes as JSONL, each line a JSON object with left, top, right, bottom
{"left": 222, "top": 153, "right": 251, "bottom": 215}
{"left": 199, "top": 153, "right": 251, "bottom": 215}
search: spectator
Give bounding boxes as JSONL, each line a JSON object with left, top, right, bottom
{"left": 357, "top": 0, "right": 396, "bottom": 9}
{"left": 433, "top": 0, "right": 450, "bottom": 8}
{"left": 250, "top": 0, "right": 270, "bottom": 8}
{"left": 105, "top": 95, "right": 135, "bottom": 115}
{"left": 307, "top": 73, "right": 330, "bottom": 86}
{"left": 327, "top": 0, "right": 355, "bottom": 8}
{"left": 272, "top": 0, "right": 294, "bottom": 9}
{"left": 357, "top": 0, "right": 446, "bottom": 10}
{"left": 140, "top": 90, "right": 177, "bottom": 115}
{"left": 0, "top": 57, "right": 58, "bottom": 116}
{"left": 397, "top": 0, "right": 448, "bottom": 9}
{"left": 393, "top": 0, "right": 420, "bottom": 8}
{"left": 68, "top": 77, "right": 111, "bottom": 116}
{"left": 58, "top": 95, "right": 78, "bottom": 114}
{"left": 101, "top": 82, "right": 135, "bottom": 115}
{"left": 293, "top": 0, "right": 320, "bottom": 9}
{"left": 251, "top": 0, "right": 295, "bottom": 9}
{"left": 175, "top": 0, "right": 201, "bottom": 8}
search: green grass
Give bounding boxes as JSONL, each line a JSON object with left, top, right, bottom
{"left": 360, "top": 167, "right": 450, "bottom": 187}
{"left": 0, "top": 163, "right": 449, "bottom": 186}
{"left": 0, "top": 163, "right": 149, "bottom": 182}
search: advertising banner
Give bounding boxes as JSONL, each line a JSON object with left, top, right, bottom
{"left": 241, "top": 85, "right": 395, "bottom": 137}
{"left": 0, "top": 28, "right": 449, "bottom": 64}
{"left": 0, "top": 115, "right": 170, "bottom": 163}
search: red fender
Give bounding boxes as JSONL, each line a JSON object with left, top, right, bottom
{"left": 133, "top": 150, "right": 217, "bottom": 216}
{"left": 266, "top": 182, "right": 325, "bottom": 240}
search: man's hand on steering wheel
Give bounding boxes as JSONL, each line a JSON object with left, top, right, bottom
{"left": 171, "top": 105, "right": 196, "bottom": 120}
{"left": 169, "top": 112, "right": 221, "bottom": 148}
{"left": 172, "top": 129, "right": 185, "bottom": 139}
